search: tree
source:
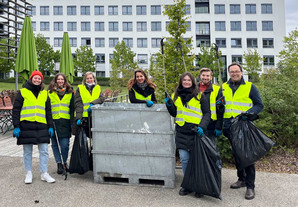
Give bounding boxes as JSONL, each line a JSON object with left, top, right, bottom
{"left": 110, "top": 41, "right": 138, "bottom": 90}
{"left": 0, "top": 38, "right": 15, "bottom": 75}
{"left": 35, "top": 34, "right": 60, "bottom": 75}
{"left": 242, "top": 49, "right": 262, "bottom": 82}
{"left": 73, "top": 45, "right": 96, "bottom": 74}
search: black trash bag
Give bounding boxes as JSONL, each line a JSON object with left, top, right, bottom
{"left": 181, "top": 134, "right": 222, "bottom": 199}
{"left": 69, "top": 126, "right": 90, "bottom": 174}
{"left": 230, "top": 114, "right": 275, "bottom": 170}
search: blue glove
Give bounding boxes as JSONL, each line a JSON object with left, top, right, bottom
{"left": 70, "top": 124, "right": 73, "bottom": 129}
{"left": 164, "top": 97, "right": 171, "bottom": 107}
{"left": 146, "top": 101, "right": 154, "bottom": 107}
{"left": 48, "top": 127, "right": 54, "bottom": 138}
{"left": 76, "top": 119, "right": 82, "bottom": 126}
{"left": 242, "top": 111, "right": 249, "bottom": 120}
{"left": 197, "top": 127, "right": 203, "bottom": 136}
{"left": 214, "top": 129, "right": 222, "bottom": 137}
{"left": 88, "top": 103, "right": 94, "bottom": 112}
{"left": 13, "top": 127, "right": 21, "bottom": 138}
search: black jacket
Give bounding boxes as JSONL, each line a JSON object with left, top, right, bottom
{"left": 12, "top": 80, "right": 53, "bottom": 145}
{"left": 129, "top": 83, "right": 157, "bottom": 103}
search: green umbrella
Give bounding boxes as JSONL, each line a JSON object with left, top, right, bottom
{"left": 60, "top": 32, "right": 74, "bottom": 84}
{"left": 14, "top": 16, "right": 38, "bottom": 82}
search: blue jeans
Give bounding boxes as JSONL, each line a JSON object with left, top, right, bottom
{"left": 23, "top": 143, "right": 49, "bottom": 173}
{"left": 51, "top": 137, "right": 70, "bottom": 163}
{"left": 178, "top": 149, "right": 190, "bottom": 175}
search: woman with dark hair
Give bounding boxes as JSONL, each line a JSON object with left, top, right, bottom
{"left": 48, "top": 73, "right": 74, "bottom": 174}
{"left": 127, "top": 69, "right": 157, "bottom": 106}
{"left": 164, "top": 72, "right": 211, "bottom": 198}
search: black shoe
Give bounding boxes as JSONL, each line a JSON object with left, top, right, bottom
{"left": 179, "top": 188, "right": 192, "bottom": 196}
{"left": 230, "top": 180, "right": 246, "bottom": 189}
{"left": 194, "top": 192, "right": 204, "bottom": 198}
{"left": 57, "top": 163, "right": 63, "bottom": 174}
{"left": 245, "top": 188, "right": 255, "bottom": 200}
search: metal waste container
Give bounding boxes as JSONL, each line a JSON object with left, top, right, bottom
{"left": 91, "top": 102, "right": 175, "bottom": 188}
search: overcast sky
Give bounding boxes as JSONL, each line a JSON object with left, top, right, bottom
{"left": 285, "top": 0, "right": 298, "bottom": 34}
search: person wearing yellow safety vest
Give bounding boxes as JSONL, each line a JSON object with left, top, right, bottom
{"left": 198, "top": 68, "right": 224, "bottom": 141}
{"left": 12, "top": 70, "right": 55, "bottom": 184}
{"left": 74, "top": 71, "right": 104, "bottom": 138}
{"left": 164, "top": 72, "right": 211, "bottom": 198}
{"left": 128, "top": 69, "right": 157, "bottom": 106}
{"left": 220, "top": 63, "right": 264, "bottom": 200}
{"left": 48, "top": 73, "right": 74, "bottom": 175}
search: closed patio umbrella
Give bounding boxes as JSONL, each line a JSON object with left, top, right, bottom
{"left": 59, "top": 32, "right": 74, "bottom": 84}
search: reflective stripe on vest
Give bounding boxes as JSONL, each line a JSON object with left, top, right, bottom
{"left": 223, "top": 81, "right": 253, "bottom": 118}
{"left": 210, "top": 84, "right": 220, "bottom": 121}
{"left": 132, "top": 88, "right": 152, "bottom": 101}
{"left": 20, "top": 88, "right": 47, "bottom": 124}
{"left": 48, "top": 91, "right": 72, "bottom": 120}
{"left": 173, "top": 93, "right": 203, "bottom": 126}
{"left": 78, "top": 84, "right": 101, "bottom": 117}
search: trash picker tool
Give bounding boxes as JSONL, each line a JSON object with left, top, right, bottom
{"left": 212, "top": 43, "right": 225, "bottom": 105}
{"left": 161, "top": 38, "right": 170, "bottom": 98}
{"left": 53, "top": 122, "right": 67, "bottom": 180}
{"left": 178, "top": 42, "right": 187, "bottom": 72}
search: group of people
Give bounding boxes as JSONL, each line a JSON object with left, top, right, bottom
{"left": 12, "top": 63, "right": 263, "bottom": 200}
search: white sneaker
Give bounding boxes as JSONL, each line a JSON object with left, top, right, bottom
{"left": 41, "top": 172, "right": 55, "bottom": 183}
{"left": 25, "top": 171, "right": 32, "bottom": 184}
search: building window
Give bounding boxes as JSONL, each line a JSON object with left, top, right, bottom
{"left": 67, "top": 22, "right": 77, "bottom": 31}
{"left": 195, "top": 4, "right": 209, "bottom": 14}
{"left": 109, "top": 54, "right": 114, "bottom": 63}
{"left": 54, "top": 22, "right": 63, "bottom": 31}
{"left": 40, "top": 6, "right": 49, "bottom": 15}
{"left": 54, "top": 38, "right": 63, "bottom": 47}
{"left": 216, "top": 38, "right": 226, "bottom": 48}
{"left": 152, "top": 38, "right": 161, "bottom": 48}
{"left": 109, "top": 22, "right": 118, "bottom": 31}
{"left": 246, "top": 21, "right": 257, "bottom": 31}
{"left": 137, "top": 22, "right": 147, "bottom": 31}
{"left": 215, "top": 21, "right": 226, "bottom": 31}
{"left": 69, "top": 38, "right": 77, "bottom": 47}
{"left": 138, "top": 54, "right": 148, "bottom": 64}
{"left": 137, "top": 5, "right": 146, "bottom": 15}
{"left": 96, "top": 71, "right": 105, "bottom": 77}
{"left": 232, "top": 55, "right": 242, "bottom": 64}
{"left": 151, "top": 5, "right": 161, "bottom": 15}
{"left": 108, "top": 6, "right": 118, "bottom": 15}
{"left": 44, "top": 38, "right": 50, "bottom": 44}
{"left": 81, "top": 22, "right": 91, "bottom": 31}
{"left": 262, "top": 21, "right": 273, "bottom": 31}
{"left": 122, "top": 5, "right": 132, "bottom": 15}
{"left": 32, "top": 21, "right": 36, "bottom": 31}
{"left": 215, "top": 4, "right": 225, "bottom": 14}
{"left": 123, "top": 38, "right": 133, "bottom": 48}
{"left": 109, "top": 38, "right": 119, "bottom": 47}
{"left": 53, "top": 6, "right": 63, "bottom": 15}
{"left": 245, "top": 4, "right": 256, "bottom": 14}
{"left": 263, "top": 55, "right": 274, "bottom": 66}
{"left": 96, "top": 54, "right": 105, "bottom": 63}
{"left": 261, "top": 4, "right": 272, "bottom": 14}
{"left": 27, "top": 6, "right": 36, "bottom": 15}
{"left": 196, "top": 37, "right": 210, "bottom": 47}
{"left": 247, "top": 38, "right": 258, "bottom": 48}
{"left": 40, "top": 22, "right": 49, "bottom": 31}
{"left": 231, "top": 38, "right": 242, "bottom": 48}
{"left": 81, "top": 38, "right": 91, "bottom": 46}
{"left": 95, "top": 22, "right": 104, "bottom": 31}
{"left": 231, "top": 21, "right": 241, "bottom": 31}
{"left": 263, "top": 38, "right": 274, "bottom": 48}
{"left": 184, "top": 21, "right": 191, "bottom": 31}
{"left": 137, "top": 38, "right": 147, "bottom": 48}
{"left": 196, "top": 22, "right": 210, "bottom": 35}
{"left": 151, "top": 22, "right": 161, "bottom": 31}
{"left": 94, "top": 6, "right": 104, "bottom": 15}
{"left": 67, "top": 6, "right": 76, "bottom": 15}
{"left": 123, "top": 22, "right": 133, "bottom": 31}
{"left": 81, "top": 6, "right": 90, "bottom": 15}
{"left": 95, "top": 38, "right": 105, "bottom": 47}
{"left": 184, "top": 5, "right": 191, "bottom": 15}
{"left": 230, "top": 4, "right": 240, "bottom": 14}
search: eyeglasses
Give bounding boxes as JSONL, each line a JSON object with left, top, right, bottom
{"left": 229, "top": 71, "right": 242, "bottom": 74}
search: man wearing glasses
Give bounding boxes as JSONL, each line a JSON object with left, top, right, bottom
{"left": 220, "top": 62, "right": 264, "bottom": 200}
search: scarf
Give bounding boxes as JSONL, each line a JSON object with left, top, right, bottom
{"left": 137, "top": 82, "right": 148, "bottom": 90}
{"left": 53, "top": 84, "right": 66, "bottom": 96}
{"left": 177, "top": 88, "right": 194, "bottom": 106}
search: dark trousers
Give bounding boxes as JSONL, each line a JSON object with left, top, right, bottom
{"left": 223, "top": 118, "right": 256, "bottom": 189}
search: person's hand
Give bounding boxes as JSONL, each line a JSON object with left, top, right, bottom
{"left": 70, "top": 124, "right": 73, "bottom": 129}
{"left": 88, "top": 103, "right": 94, "bottom": 112}
{"left": 214, "top": 129, "right": 222, "bottom": 137}
{"left": 146, "top": 101, "right": 154, "bottom": 107}
{"left": 76, "top": 119, "right": 82, "bottom": 126}
{"left": 197, "top": 127, "right": 203, "bottom": 136}
{"left": 13, "top": 127, "right": 21, "bottom": 138}
{"left": 242, "top": 111, "right": 249, "bottom": 120}
{"left": 48, "top": 127, "right": 54, "bottom": 138}
{"left": 164, "top": 97, "right": 171, "bottom": 107}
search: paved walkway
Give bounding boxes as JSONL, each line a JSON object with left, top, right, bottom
{"left": 1, "top": 131, "right": 298, "bottom": 207}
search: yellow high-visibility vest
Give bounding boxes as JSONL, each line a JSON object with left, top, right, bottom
{"left": 48, "top": 91, "right": 72, "bottom": 120}
{"left": 20, "top": 88, "right": 47, "bottom": 124}
{"left": 132, "top": 88, "right": 152, "bottom": 101}
{"left": 223, "top": 81, "right": 253, "bottom": 118}
{"left": 78, "top": 84, "right": 101, "bottom": 117}
{"left": 210, "top": 84, "right": 220, "bottom": 121}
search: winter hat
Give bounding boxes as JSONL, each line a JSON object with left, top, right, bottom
{"left": 30, "top": 70, "right": 43, "bottom": 80}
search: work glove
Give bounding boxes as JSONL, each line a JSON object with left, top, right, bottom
{"left": 70, "top": 124, "right": 73, "bottom": 129}
{"left": 242, "top": 111, "right": 249, "bottom": 120}
{"left": 48, "top": 127, "right": 54, "bottom": 138}
{"left": 146, "top": 101, "right": 154, "bottom": 107}
{"left": 214, "top": 129, "right": 222, "bottom": 137}
{"left": 76, "top": 119, "right": 82, "bottom": 126}
{"left": 197, "top": 127, "right": 204, "bottom": 136}
{"left": 13, "top": 127, "right": 21, "bottom": 138}
{"left": 88, "top": 103, "right": 94, "bottom": 112}
{"left": 164, "top": 97, "right": 171, "bottom": 107}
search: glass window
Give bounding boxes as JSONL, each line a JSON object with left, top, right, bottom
{"left": 231, "top": 38, "right": 242, "bottom": 48}
{"left": 137, "top": 38, "right": 147, "bottom": 48}
{"left": 123, "top": 38, "right": 133, "bottom": 48}
{"left": 195, "top": 5, "right": 209, "bottom": 14}
{"left": 245, "top": 4, "right": 256, "bottom": 14}
{"left": 94, "top": 6, "right": 104, "bottom": 15}
{"left": 196, "top": 38, "right": 210, "bottom": 47}
{"left": 262, "top": 21, "right": 273, "bottom": 31}
{"left": 232, "top": 55, "right": 242, "bottom": 64}
{"left": 54, "top": 22, "right": 63, "bottom": 31}
{"left": 246, "top": 21, "right": 257, "bottom": 31}
{"left": 123, "top": 22, "right": 133, "bottom": 31}
{"left": 95, "top": 54, "right": 105, "bottom": 63}
{"left": 122, "top": 5, "right": 132, "bottom": 15}
{"left": 81, "top": 38, "right": 91, "bottom": 46}
{"left": 216, "top": 38, "right": 226, "bottom": 48}
{"left": 185, "top": 21, "right": 191, "bottom": 31}
{"left": 67, "top": 6, "right": 76, "bottom": 15}
{"left": 152, "top": 38, "right": 161, "bottom": 48}
{"left": 214, "top": 4, "right": 225, "bottom": 14}
{"left": 40, "top": 6, "right": 49, "bottom": 15}
{"left": 54, "top": 6, "right": 63, "bottom": 15}
{"left": 54, "top": 38, "right": 63, "bottom": 47}
{"left": 151, "top": 5, "right": 161, "bottom": 15}
{"left": 261, "top": 4, "right": 272, "bottom": 14}
{"left": 81, "top": 22, "right": 91, "bottom": 31}
{"left": 109, "top": 54, "right": 114, "bottom": 63}
{"left": 69, "top": 38, "right": 77, "bottom": 47}
{"left": 230, "top": 4, "right": 240, "bottom": 14}
{"left": 151, "top": 22, "right": 161, "bottom": 31}
{"left": 196, "top": 22, "right": 210, "bottom": 35}
{"left": 67, "top": 22, "right": 77, "bottom": 31}
{"left": 247, "top": 38, "right": 258, "bottom": 48}
{"left": 137, "top": 22, "right": 147, "bottom": 31}
{"left": 263, "top": 38, "right": 274, "bottom": 48}
{"left": 215, "top": 21, "right": 225, "bottom": 31}
{"left": 109, "top": 22, "right": 118, "bottom": 31}
{"left": 231, "top": 21, "right": 241, "bottom": 31}
{"left": 27, "top": 6, "right": 36, "bottom": 15}
{"left": 138, "top": 54, "right": 148, "bottom": 64}
{"left": 184, "top": 5, "right": 191, "bottom": 15}
{"left": 95, "top": 22, "right": 104, "bottom": 31}
{"left": 108, "top": 6, "right": 118, "bottom": 15}
{"left": 263, "top": 55, "right": 274, "bottom": 66}
{"left": 109, "top": 38, "right": 119, "bottom": 47}
{"left": 32, "top": 21, "right": 36, "bottom": 31}
{"left": 45, "top": 37, "right": 50, "bottom": 44}
{"left": 96, "top": 71, "right": 105, "bottom": 77}
{"left": 137, "top": 5, "right": 146, "bottom": 15}
{"left": 40, "top": 22, "right": 50, "bottom": 31}
{"left": 95, "top": 38, "right": 105, "bottom": 47}
{"left": 81, "top": 6, "right": 90, "bottom": 15}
